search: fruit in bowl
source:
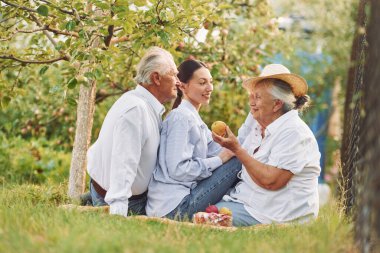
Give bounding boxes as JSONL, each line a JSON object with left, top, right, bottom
{"left": 211, "top": 121, "right": 227, "bottom": 137}
{"left": 219, "top": 207, "right": 232, "bottom": 216}
{"left": 193, "top": 206, "right": 233, "bottom": 227}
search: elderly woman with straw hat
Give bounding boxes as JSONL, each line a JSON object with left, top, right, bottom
{"left": 212, "top": 64, "right": 321, "bottom": 226}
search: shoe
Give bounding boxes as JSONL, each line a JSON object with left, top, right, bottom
{"left": 80, "top": 191, "right": 93, "bottom": 206}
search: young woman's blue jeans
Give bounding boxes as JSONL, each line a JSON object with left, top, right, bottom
{"left": 165, "top": 157, "right": 242, "bottom": 220}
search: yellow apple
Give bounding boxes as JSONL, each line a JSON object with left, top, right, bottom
{"left": 211, "top": 121, "right": 227, "bottom": 137}
{"left": 219, "top": 207, "right": 232, "bottom": 216}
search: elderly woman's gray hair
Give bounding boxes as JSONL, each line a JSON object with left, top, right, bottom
{"left": 258, "top": 78, "right": 310, "bottom": 112}
{"left": 134, "top": 47, "right": 176, "bottom": 85}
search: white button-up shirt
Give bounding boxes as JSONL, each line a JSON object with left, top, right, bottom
{"left": 87, "top": 85, "right": 165, "bottom": 217}
{"left": 146, "top": 100, "right": 222, "bottom": 217}
{"left": 226, "top": 110, "right": 321, "bottom": 224}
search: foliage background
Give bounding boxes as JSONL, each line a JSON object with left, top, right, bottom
{"left": 0, "top": 0, "right": 356, "bottom": 186}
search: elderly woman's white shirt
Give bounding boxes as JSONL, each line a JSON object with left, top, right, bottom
{"left": 226, "top": 110, "right": 321, "bottom": 224}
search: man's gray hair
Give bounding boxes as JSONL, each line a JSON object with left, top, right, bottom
{"left": 134, "top": 47, "right": 176, "bottom": 85}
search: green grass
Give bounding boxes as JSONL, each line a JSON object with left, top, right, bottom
{"left": 0, "top": 183, "right": 356, "bottom": 253}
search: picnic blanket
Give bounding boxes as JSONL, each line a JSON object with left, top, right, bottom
{"left": 59, "top": 204, "right": 287, "bottom": 231}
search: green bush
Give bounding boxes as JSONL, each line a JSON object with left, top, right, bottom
{"left": 0, "top": 133, "right": 71, "bottom": 184}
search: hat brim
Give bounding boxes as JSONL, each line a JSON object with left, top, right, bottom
{"left": 242, "top": 73, "right": 308, "bottom": 97}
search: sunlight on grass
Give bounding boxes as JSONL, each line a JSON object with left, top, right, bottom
{"left": 0, "top": 183, "right": 357, "bottom": 253}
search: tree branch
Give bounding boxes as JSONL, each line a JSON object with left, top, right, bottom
{"left": 37, "top": 0, "right": 75, "bottom": 15}
{"left": 95, "top": 89, "right": 130, "bottom": 104}
{"left": 29, "top": 14, "right": 71, "bottom": 61}
{"left": 155, "top": 0, "right": 164, "bottom": 25}
{"left": 1, "top": 0, "right": 37, "bottom": 13}
{"left": 0, "top": 25, "right": 78, "bottom": 42}
{"left": 45, "top": 25, "right": 79, "bottom": 37}
{"left": 16, "top": 27, "right": 47, "bottom": 33}
{"left": 104, "top": 25, "right": 114, "bottom": 47}
{"left": 0, "top": 54, "right": 69, "bottom": 64}
{"left": 1, "top": 0, "right": 56, "bottom": 18}
{"left": 29, "top": 14, "right": 58, "bottom": 48}
{"left": 110, "top": 36, "right": 129, "bottom": 45}
{"left": 104, "top": 4, "right": 115, "bottom": 47}
{"left": 0, "top": 36, "right": 12, "bottom": 41}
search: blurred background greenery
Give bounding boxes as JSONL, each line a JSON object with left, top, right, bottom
{"left": 0, "top": 0, "right": 356, "bottom": 187}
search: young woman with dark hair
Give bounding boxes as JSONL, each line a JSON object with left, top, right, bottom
{"left": 146, "top": 59, "right": 242, "bottom": 220}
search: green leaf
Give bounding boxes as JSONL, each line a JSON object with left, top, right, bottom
{"left": 157, "top": 31, "right": 170, "bottom": 45}
{"left": 94, "top": 68, "right": 102, "bottom": 79}
{"left": 94, "top": 2, "right": 110, "bottom": 10}
{"left": 84, "top": 72, "right": 94, "bottom": 80}
{"left": 67, "top": 78, "right": 78, "bottom": 89}
{"left": 39, "top": 66, "right": 49, "bottom": 75}
{"left": 1, "top": 96, "right": 11, "bottom": 108}
{"left": 67, "top": 97, "right": 77, "bottom": 106}
{"left": 37, "top": 5, "right": 49, "bottom": 17}
{"left": 54, "top": 41, "right": 65, "bottom": 51}
{"left": 78, "top": 30, "right": 86, "bottom": 39}
{"left": 150, "top": 18, "right": 158, "bottom": 25}
{"left": 218, "top": 4, "right": 232, "bottom": 9}
{"left": 66, "top": 20, "right": 76, "bottom": 31}
{"left": 134, "top": 0, "right": 147, "bottom": 7}
{"left": 65, "top": 38, "right": 72, "bottom": 47}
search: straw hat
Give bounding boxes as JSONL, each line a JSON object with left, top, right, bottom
{"left": 242, "top": 64, "right": 308, "bottom": 97}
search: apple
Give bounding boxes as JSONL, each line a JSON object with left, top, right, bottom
{"left": 221, "top": 29, "right": 229, "bottom": 36}
{"left": 203, "top": 21, "right": 211, "bottom": 29}
{"left": 220, "top": 66, "right": 229, "bottom": 76}
{"left": 205, "top": 205, "right": 218, "bottom": 214}
{"left": 211, "top": 121, "right": 227, "bottom": 137}
{"left": 177, "top": 41, "right": 185, "bottom": 51}
{"left": 219, "top": 207, "right": 232, "bottom": 216}
{"left": 186, "top": 54, "right": 196, "bottom": 60}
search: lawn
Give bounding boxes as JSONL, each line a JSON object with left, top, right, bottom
{"left": 0, "top": 183, "right": 356, "bottom": 253}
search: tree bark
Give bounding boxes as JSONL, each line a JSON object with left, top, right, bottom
{"left": 68, "top": 80, "right": 97, "bottom": 199}
{"left": 68, "top": 2, "right": 101, "bottom": 199}
{"left": 340, "top": 0, "right": 368, "bottom": 214}
{"left": 356, "top": 0, "right": 380, "bottom": 251}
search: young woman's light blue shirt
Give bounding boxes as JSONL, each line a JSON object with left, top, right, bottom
{"left": 146, "top": 100, "right": 222, "bottom": 217}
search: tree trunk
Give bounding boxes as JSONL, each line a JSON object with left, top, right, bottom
{"left": 340, "top": 0, "right": 368, "bottom": 214}
{"left": 68, "top": 2, "right": 101, "bottom": 199}
{"left": 68, "top": 80, "right": 97, "bottom": 199}
{"left": 356, "top": 0, "right": 380, "bottom": 251}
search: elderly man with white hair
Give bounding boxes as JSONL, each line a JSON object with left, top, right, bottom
{"left": 86, "top": 47, "right": 180, "bottom": 217}
{"left": 212, "top": 64, "right": 321, "bottom": 226}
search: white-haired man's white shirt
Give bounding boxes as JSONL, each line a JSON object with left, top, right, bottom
{"left": 87, "top": 85, "right": 164, "bottom": 217}
{"left": 226, "top": 110, "right": 321, "bottom": 224}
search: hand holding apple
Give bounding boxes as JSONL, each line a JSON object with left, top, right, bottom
{"left": 212, "top": 126, "right": 241, "bottom": 154}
